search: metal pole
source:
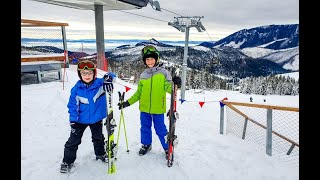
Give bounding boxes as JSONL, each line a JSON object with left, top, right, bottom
{"left": 219, "top": 105, "right": 224, "bottom": 134}
{"left": 181, "top": 26, "right": 190, "bottom": 100}
{"left": 61, "top": 26, "right": 69, "bottom": 68}
{"left": 242, "top": 118, "right": 248, "bottom": 139}
{"left": 94, "top": 4, "right": 106, "bottom": 71}
{"left": 266, "top": 109, "right": 273, "bottom": 156}
{"left": 61, "top": 26, "right": 68, "bottom": 89}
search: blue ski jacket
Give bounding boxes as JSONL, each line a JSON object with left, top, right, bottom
{"left": 67, "top": 78, "right": 107, "bottom": 124}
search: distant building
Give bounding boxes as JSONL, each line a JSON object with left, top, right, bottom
{"left": 129, "top": 76, "right": 135, "bottom": 83}
{"left": 234, "top": 86, "right": 240, "bottom": 91}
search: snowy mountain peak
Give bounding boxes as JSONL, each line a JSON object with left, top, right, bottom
{"left": 135, "top": 38, "right": 174, "bottom": 47}
{"left": 149, "top": 38, "right": 159, "bottom": 44}
{"left": 213, "top": 24, "right": 299, "bottom": 50}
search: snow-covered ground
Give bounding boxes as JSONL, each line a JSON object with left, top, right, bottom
{"left": 21, "top": 65, "right": 299, "bottom": 180}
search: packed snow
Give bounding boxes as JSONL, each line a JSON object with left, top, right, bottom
{"left": 21, "top": 65, "right": 299, "bottom": 180}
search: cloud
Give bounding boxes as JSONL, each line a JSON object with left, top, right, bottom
{"left": 21, "top": 0, "right": 299, "bottom": 41}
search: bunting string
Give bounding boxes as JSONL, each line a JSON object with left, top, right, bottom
{"left": 97, "top": 70, "right": 229, "bottom": 108}
{"left": 113, "top": 81, "right": 227, "bottom": 108}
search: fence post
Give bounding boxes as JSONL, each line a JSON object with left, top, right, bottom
{"left": 287, "top": 144, "right": 295, "bottom": 155}
{"left": 242, "top": 118, "right": 248, "bottom": 139}
{"left": 61, "top": 26, "right": 69, "bottom": 68}
{"left": 266, "top": 109, "right": 272, "bottom": 156}
{"left": 220, "top": 105, "right": 224, "bottom": 134}
{"left": 36, "top": 71, "right": 42, "bottom": 83}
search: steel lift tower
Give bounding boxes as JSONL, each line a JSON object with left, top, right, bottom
{"left": 168, "top": 16, "right": 206, "bottom": 100}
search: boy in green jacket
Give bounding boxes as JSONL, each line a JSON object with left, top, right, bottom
{"left": 118, "top": 45, "right": 181, "bottom": 158}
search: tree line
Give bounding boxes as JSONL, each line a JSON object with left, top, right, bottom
{"left": 108, "top": 59, "right": 298, "bottom": 96}
{"left": 239, "top": 75, "right": 299, "bottom": 95}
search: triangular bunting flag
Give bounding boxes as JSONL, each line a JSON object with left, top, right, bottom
{"left": 199, "top": 101, "right": 205, "bottom": 108}
{"left": 179, "top": 99, "right": 186, "bottom": 104}
{"left": 219, "top": 102, "right": 225, "bottom": 107}
{"left": 125, "top": 86, "right": 131, "bottom": 92}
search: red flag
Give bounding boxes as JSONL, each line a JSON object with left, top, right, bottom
{"left": 199, "top": 101, "right": 205, "bottom": 108}
{"left": 125, "top": 86, "right": 131, "bottom": 92}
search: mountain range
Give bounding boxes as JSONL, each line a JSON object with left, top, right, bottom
{"left": 105, "top": 24, "right": 298, "bottom": 78}
{"left": 21, "top": 24, "right": 299, "bottom": 79}
{"left": 211, "top": 24, "right": 299, "bottom": 50}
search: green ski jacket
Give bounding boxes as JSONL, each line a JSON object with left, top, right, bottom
{"left": 127, "top": 64, "right": 172, "bottom": 114}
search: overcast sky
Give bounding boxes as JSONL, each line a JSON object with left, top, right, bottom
{"left": 21, "top": 0, "right": 299, "bottom": 41}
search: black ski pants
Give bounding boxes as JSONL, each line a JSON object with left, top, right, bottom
{"left": 62, "top": 120, "right": 105, "bottom": 164}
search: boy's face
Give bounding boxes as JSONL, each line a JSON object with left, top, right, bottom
{"left": 146, "top": 57, "right": 156, "bottom": 68}
{"left": 80, "top": 70, "right": 94, "bottom": 83}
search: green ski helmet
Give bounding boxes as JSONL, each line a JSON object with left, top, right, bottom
{"left": 141, "top": 45, "right": 160, "bottom": 65}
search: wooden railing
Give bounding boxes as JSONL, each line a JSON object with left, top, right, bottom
{"left": 219, "top": 100, "right": 299, "bottom": 167}
{"left": 21, "top": 56, "right": 65, "bottom": 62}
{"left": 221, "top": 100, "right": 299, "bottom": 147}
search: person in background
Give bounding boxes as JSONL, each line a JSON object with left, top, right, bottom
{"left": 117, "top": 45, "right": 181, "bottom": 158}
{"left": 60, "top": 60, "right": 116, "bottom": 173}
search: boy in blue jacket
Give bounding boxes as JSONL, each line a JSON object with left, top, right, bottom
{"left": 60, "top": 60, "right": 116, "bottom": 173}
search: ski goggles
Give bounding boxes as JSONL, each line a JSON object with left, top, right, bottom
{"left": 77, "top": 60, "right": 96, "bottom": 70}
{"left": 80, "top": 71, "right": 94, "bottom": 76}
{"left": 142, "top": 46, "right": 158, "bottom": 55}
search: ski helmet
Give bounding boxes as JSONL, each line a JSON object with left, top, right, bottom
{"left": 77, "top": 60, "right": 97, "bottom": 84}
{"left": 141, "top": 45, "right": 160, "bottom": 66}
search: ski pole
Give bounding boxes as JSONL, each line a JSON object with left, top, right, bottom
{"left": 115, "top": 92, "right": 122, "bottom": 158}
{"left": 116, "top": 113, "right": 122, "bottom": 149}
{"left": 120, "top": 92, "right": 129, "bottom": 152}
{"left": 116, "top": 91, "right": 124, "bottom": 148}
{"left": 116, "top": 91, "right": 130, "bottom": 156}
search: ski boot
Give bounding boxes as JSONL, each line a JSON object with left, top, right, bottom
{"left": 138, "top": 144, "right": 152, "bottom": 156}
{"left": 60, "top": 162, "right": 74, "bottom": 173}
{"left": 96, "top": 154, "right": 107, "bottom": 162}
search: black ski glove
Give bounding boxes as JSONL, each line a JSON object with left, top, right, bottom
{"left": 166, "top": 110, "right": 171, "bottom": 117}
{"left": 70, "top": 122, "right": 77, "bottom": 134}
{"left": 118, "top": 100, "right": 130, "bottom": 110}
{"left": 103, "top": 73, "right": 114, "bottom": 92}
{"left": 166, "top": 109, "right": 179, "bottom": 119}
{"left": 172, "top": 76, "right": 181, "bottom": 88}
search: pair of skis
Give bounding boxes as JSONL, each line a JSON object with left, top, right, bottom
{"left": 105, "top": 89, "right": 117, "bottom": 174}
{"left": 105, "top": 89, "right": 129, "bottom": 174}
{"left": 167, "top": 67, "right": 180, "bottom": 167}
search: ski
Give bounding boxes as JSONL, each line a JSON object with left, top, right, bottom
{"left": 104, "top": 88, "right": 117, "bottom": 174}
{"left": 167, "top": 67, "right": 180, "bottom": 167}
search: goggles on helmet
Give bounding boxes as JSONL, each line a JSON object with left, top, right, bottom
{"left": 142, "top": 46, "right": 158, "bottom": 55}
{"left": 77, "top": 60, "right": 96, "bottom": 70}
